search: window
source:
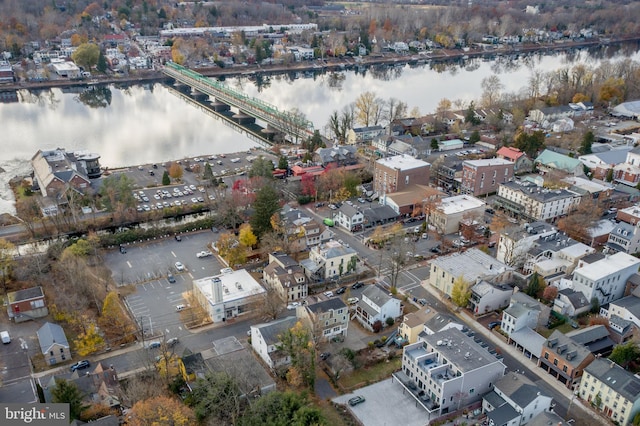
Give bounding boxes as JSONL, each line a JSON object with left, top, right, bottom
{"left": 553, "top": 359, "right": 558, "bottom": 366}
{"left": 544, "top": 353, "right": 549, "bottom": 360}
{"left": 405, "top": 175, "right": 409, "bottom": 185}
{"left": 563, "top": 365, "right": 568, "bottom": 372}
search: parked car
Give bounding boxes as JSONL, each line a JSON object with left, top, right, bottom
{"left": 147, "top": 342, "right": 161, "bottom": 349}
{"left": 287, "top": 302, "right": 300, "bottom": 310}
{"left": 347, "top": 297, "right": 359, "bottom": 305}
{"left": 430, "top": 246, "right": 442, "bottom": 254}
{"left": 336, "top": 286, "right": 347, "bottom": 295}
{"left": 348, "top": 396, "right": 366, "bottom": 406}
{"left": 175, "top": 304, "right": 186, "bottom": 312}
{"left": 352, "top": 282, "right": 364, "bottom": 290}
{"left": 70, "top": 360, "right": 91, "bottom": 372}
{"left": 488, "top": 321, "right": 502, "bottom": 330}
{"left": 196, "top": 250, "right": 212, "bottom": 258}
{"left": 175, "top": 235, "right": 182, "bottom": 242}
{"left": 174, "top": 262, "right": 185, "bottom": 271}
{"left": 323, "top": 291, "right": 334, "bottom": 298}
{"left": 167, "top": 274, "right": 176, "bottom": 283}
{"left": 166, "top": 337, "right": 179, "bottom": 347}
{"left": 417, "top": 298, "right": 427, "bottom": 306}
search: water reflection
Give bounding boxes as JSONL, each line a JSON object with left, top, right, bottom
{"left": 76, "top": 86, "right": 112, "bottom": 109}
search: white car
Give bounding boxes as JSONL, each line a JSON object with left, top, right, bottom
{"left": 287, "top": 302, "right": 300, "bottom": 310}
{"left": 196, "top": 250, "right": 212, "bottom": 258}
{"left": 174, "top": 262, "right": 185, "bottom": 271}
{"left": 323, "top": 291, "right": 334, "bottom": 298}
{"left": 347, "top": 297, "right": 359, "bottom": 305}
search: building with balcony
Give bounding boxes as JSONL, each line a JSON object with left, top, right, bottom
{"left": 571, "top": 252, "right": 640, "bottom": 306}
{"left": 606, "top": 222, "right": 640, "bottom": 255}
{"left": 297, "top": 298, "right": 349, "bottom": 342}
{"left": 398, "top": 328, "right": 506, "bottom": 417}
{"left": 482, "top": 371, "right": 553, "bottom": 426}
{"left": 263, "top": 252, "right": 308, "bottom": 302}
{"left": 495, "top": 180, "right": 580, "bottom": 221}
{"left": 461, "top": 158, "right": 514, "bottom": 197}
{"left": 578, "top": 358, "right": 640, "bottom": 426}
{"left": 538, "top": 330, "right": 595, "bottom": 390}
{"left": 374, "top": 155, "right": 430, "bottom": 196}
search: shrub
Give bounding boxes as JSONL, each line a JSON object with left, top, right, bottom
{"left": 372, "top": 320, "right": 383, "bottom": 333}
{"left": 385, "top": 317, "right": 395, "bottom": 326}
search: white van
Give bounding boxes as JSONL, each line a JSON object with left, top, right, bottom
{"left": 1, "top": 331, "right": 11, "bottom": 344}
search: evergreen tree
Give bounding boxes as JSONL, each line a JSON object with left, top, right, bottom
{"left": 51, "top": 379, "right": 87, "bottom": 420}
{"left": 96, "top": 52, "right": 107, "bottom": 73}
{"left": 250, "top": 185, "right": 280, "bottom": 238}
{"left": 525, "top": 272, "right": 542, "bottom": 297}
{"left": 203, "top": 162, "right": 213, "bottom": 181}
{"left": 579, "top": 130, "right": 594, "bottom": 155}
{"left": 431, "top": 138, "right": 439, "bottom": 150}
{"left": 162, "top": 171, "right": 170, "bottom": 186}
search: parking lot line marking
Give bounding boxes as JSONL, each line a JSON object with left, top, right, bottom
{"left": 171, "top": 251, "right": 176, "bottom": 258}
{"left": 166, "top": 329, "right": 170, "bottom": 334}
{"left": 126, "top": 261, "right": 132, "bottom": 268}
{"left": 188, "top": 273, "right": 194, "bottom": 279}
{"left": 178, "top": 327, "right": 182, "bottom": 331}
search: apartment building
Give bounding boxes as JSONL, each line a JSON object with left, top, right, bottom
{"left": 431, "top": 195, "right": 486, "bottom": 234}
{"left": 398, "top": 328, "right": 506, "bottom": 416}
{"left": 572, "top": 252, "right": 640, "bottom": 306}
{"left": 579, "top": 358, "right": 640, "bottom": 426}
{"left": 297, "top": 298, "right": 349, "bottom": 342}
{"left": 300, "top": 240, "right": 358, "bottom": 281}
{"left": 374, "top": 155, "right": 430, "bottom": 196}
{"left": 461, "top": 158, "right": 514, "bottom": 197}
{"left": 539, "top": 330, "right": 595, "bottom": 390}
{"left": 495, "top": 180, "right": 580, "bottom": 221}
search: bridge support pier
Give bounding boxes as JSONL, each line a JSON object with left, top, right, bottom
{"left": 232, "top": 113, "right": 256, "bottom": 125}
{"left": 210, "top": 101, "right": 231, "bottom": 112}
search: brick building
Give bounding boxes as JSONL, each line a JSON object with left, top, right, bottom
{"left": 374, "top": 155, "right": 430, "bottom": 196}
{"left": 461, "top": 158, "right": 514, "bottom": 197}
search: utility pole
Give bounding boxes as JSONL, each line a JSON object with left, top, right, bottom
{"left": 139, "top": 316, "right": 145, "bottom": 347}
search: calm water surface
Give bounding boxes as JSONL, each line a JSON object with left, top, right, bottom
{"left": 1, "top": 43, "right": 639, "bottom": 214}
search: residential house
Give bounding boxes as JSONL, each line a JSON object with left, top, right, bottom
{"left": 300, "top": 240, "right": 358, "bottom": 281}
{"left": 279, "top": 205, "right": 333, "bottom": 248}
{"left": 616, "top": 204, "right": 640, "bottom": 225}
{"left": 566, "top": 325, "right": 614, "bottom": 357}
{"left": 297, "top": 298, "right": 349, "bottom": 342}
{"left": 431, "top": 194, "right": 486, "bottom": 234}
{"left": 0, "top": 61, "right": 14, "bottom": 83}
{"left": 397, "top": 328, "right": 506, "bottom": 417}
{"left": 263, "top": 252, "right": 308, "bottom": 302}
{"left": 429, "top": 249, "right": 512, "bottom": 298}
{"left": 534, "top": 149, "right": 584, "bottom": 176}
{"left": 469, "top": 280, "right": 513, "bottom": 316}
{"left": 347, "top": 125, "right": 385, "bottom": 145}
{"left": 521, "top": 231, "right": 593, "bottom": 276}
{"left": 502, "top": 296, "right": 543, "bottom": 339}
{"left": 607, "top": 222, "right": 640, "bottom": 254}
{"left": 373, "top": 155, "right": 431, "bottom": 197}
{"left": 42, "top": 363, "right": 120, "bottom": 411}
{"left": 528, "top": 106, "right": 574, "bottom": 124}
{"left": 496, "top": 223, "right": 557, "bottom": 269}
{"left": 398, "top": 310, "right": 432, "bottom": 345}
{"left": 605, "top": 294, "right": 640, "bottom": 330}
{"left": 553, "top": 288, "right": 591, "bottom": 317}
{"left": 204, "top": 348, "right": 276, "bottom": 396}
{"left": 37, "top": 322, "right": 71, "bottom": 365}
{"left": 461, "top": 158, "right": 514, "bottom": 197}
{"left": 314, "top": 146, "right": 357, "bottom": 168}
{"left": 354, "top": 286, "right": 401, "bottom": 331}
{"left": 527, "top": 411, "right": 570, "bottom": 426}
{"left": 563, "top": 176, "right": 614, "bottom": 202}
{"left": 495, "top": 180, "right": 581, "bottom": 221}
{"left": 31, "top": 149, "right": 101, "bottom": 213}
{"left": 419, "top": 312, "right": 464, "bottom": 337}
{"left": 438, "top": 138, "right": 465, "bottom": 151}
{"left": 579, "top": 358, "right": 640, "bottom": 426}
{"left": 6, "top": 286, "right": 48, "bottom": 323}
{"left": 538, "top": 330, "right": 595, "bottom": 390}
{"left": 579, "top": 148, "right": 632, "bottom": 180}
{"left": 607, "top": 315, "right": 637, "bottom": 345}
{"left": 381, "top": 184, "right": 445, "bottom": 216}
{"left": 611, "top": 100, "right": 640, "bottom": 120}
{"left": 482, "top": 372, "right": 553, "bottom": 426}
{"left": 300, "top": 220, "right": 334, "bottom": 247}
{"left": 572, "top": 252, "right": 640, "bottom": 306}
{"left": 250, "top": 316, "right": 298, "bottom": 369}
{"left": 334, "top": 203, "right": 365, "bottom": 232}
{"left": 192, "top": 269, "right": 266, "bottom": 323}
{"left": 502, "top": 292, "right": 550, "bottom": 361}
{"left": 496, "top": 146, "right": 532, "bottom": 173}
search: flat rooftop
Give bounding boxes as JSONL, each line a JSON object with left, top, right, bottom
{"left": 438, "top": 194, "right": 485, "bottom": 214}
{"left": 376, "top": 154, "right": 430, "bottom": 171}
{"left": 464, "top": 158, "right": 513, "bottom": 168}
{"left": 574, "top": 252, "right": 640, "bottom": 280}
{"left": 193, "top": 269, "right": 265, "bottom": 304}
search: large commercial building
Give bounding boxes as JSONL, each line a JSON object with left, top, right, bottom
{"left": 495, "top": 180, "right": 580, "bottom": 221}
{"left": 374, "top": 155, "right": 430, "bottom": 196}
{"left": 461, "top": 158, "right": 514, "bottom": 196}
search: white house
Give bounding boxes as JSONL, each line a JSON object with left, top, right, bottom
{"left": 297, "top": 298, "right": 349, "bottom": 342}
{"left": 300, "top": 240, "right": 359, "bottom": 281}
{"left": 606, "top": 294, "right": 640, "bottom": 330}
{"left": 572, "top": 252, "right": 640, "bottom": 306}
{"left": 354, "top": 286, "right": 401, "bottom": 331}
{"left": 346, "top": 126, "right": 385, "bottom": 145}
{"left": 398, "top": 328, "right": 506, "bottom": 417}
{"left": 250, "top": 316, "right": 298, "bottom": 369}
{"left": 469, "top": 281, "right": 513, "bottom": 316}
{"left": 607, "top": 222, "right": 640, "bottom": 255}
{"left": 483, "top": 371, "right": 553, "bottom": 426}
{"left": 263, "top": 252, "right": 308, "bottom": 302}
{"left": 334, "top": 203, "right": 365, "bottom": 232}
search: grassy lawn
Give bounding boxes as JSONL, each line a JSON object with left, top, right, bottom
{"left": 338, "top": 357, "right": 401, "bottom": 391}
{"left": 539, "top": 322, "right": 574, "bottom": 338}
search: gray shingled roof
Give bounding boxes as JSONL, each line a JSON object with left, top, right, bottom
{"left": 362, "top": 285, "right": 392, "bottom": 308}
{"left": 306, "top": 298, "right": 347, "bottom": 314}
{"left": 37, "top": 322, "right": 69, "bottom": 354}
{"left": 610, "top": 295, "right": 640, "bottom": 319}
{"left": 585, "top": 358, "right": 640, "bottom": 402}
{"left": 255, "top": 316, "right": 298, "bottom": 346}
{"left": 495, "top": 372, "right": 545, "bottom": 408}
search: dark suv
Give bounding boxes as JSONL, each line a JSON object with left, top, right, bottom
{"left": 336, "top": 286, "right": 347, "bottom": 295}
{"left": 352, "top": 282, "right": 364, "bottom": 290}
{"left": 70, "top": 360, "right": 90, "bottom": 372}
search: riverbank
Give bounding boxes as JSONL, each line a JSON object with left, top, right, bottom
{"left": 1, "top": 36, "right": 638, "bottom": 93}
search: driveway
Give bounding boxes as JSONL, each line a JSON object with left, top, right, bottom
{"left": 333, "top": 378, "right": 429, "bottom": 426}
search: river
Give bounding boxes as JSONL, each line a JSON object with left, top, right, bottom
{"left": 1, "top": 42, "right": 639, "bottom": 215}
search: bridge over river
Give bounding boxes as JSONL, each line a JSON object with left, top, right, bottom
{"left": 163, "top": 62, "right": 314, "bottom": 143}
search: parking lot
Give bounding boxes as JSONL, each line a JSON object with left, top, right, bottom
{"left": 333, "top": 377, "right": 430, "bottom": 426}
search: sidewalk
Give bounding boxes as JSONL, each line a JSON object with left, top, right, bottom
{"left": 409, "top": 279, "right": 609, "bottom": 426}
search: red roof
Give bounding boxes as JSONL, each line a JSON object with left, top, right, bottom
{"left": 497, "top": 146, "right": 525, "bottom": 161}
